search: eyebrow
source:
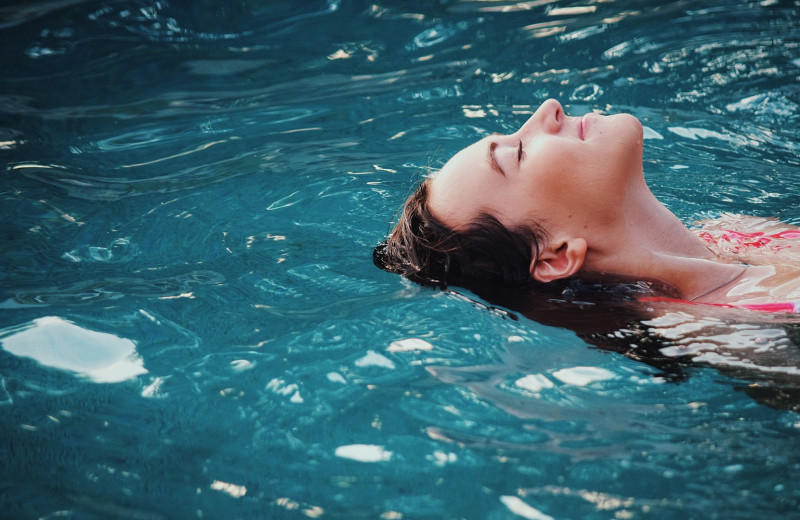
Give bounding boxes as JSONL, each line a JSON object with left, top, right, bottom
{"left": 488, "top": 140, "right": 505, "bottom": 177}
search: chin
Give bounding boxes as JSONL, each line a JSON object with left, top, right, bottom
{"left": 610, "top": 113, "right": 644, "bottom": 155}
{"left": 604, "top": 114, "right": 644, "bottom": 178}
{"left": 611, "top": 112, "right": 642, "bottom": 135}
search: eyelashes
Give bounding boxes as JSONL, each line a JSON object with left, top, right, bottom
{"left": 517, "top": 139, "right": 523, "bottom": 162}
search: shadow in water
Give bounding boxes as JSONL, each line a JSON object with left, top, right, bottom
{"left": 465, "top": 279, "right": 800, "bottom": 412}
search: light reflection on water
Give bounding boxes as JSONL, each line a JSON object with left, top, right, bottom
{"left": 1, "top": 0, "right": 799, "bottom": 518}
{"left": 1, "top": 316, "right": 146, "bottom": 383}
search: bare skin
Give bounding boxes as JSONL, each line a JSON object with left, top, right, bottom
{"left": 427, "top": 99, "right": 799, "bottom": 304}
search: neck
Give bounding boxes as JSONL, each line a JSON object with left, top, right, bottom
{"left": 581, "top": 179, "right": 741, "bottom": 301}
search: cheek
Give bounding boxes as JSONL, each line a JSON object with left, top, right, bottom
{"left": 494, "top": 188, "right": 534, "bottom": 226}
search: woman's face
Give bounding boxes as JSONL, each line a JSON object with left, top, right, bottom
{"left": 428, "top": 99, "right": 644, "bottom": 240}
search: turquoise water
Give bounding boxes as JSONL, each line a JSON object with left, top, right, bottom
{"left": 1, "top": 0, "right": 800, "bottom": 518}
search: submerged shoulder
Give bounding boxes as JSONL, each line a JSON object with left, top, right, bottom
{"left": 693, "top": 213, "right": 800, "bottom": 265}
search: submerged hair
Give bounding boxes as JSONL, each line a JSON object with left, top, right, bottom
{"left": 373, "top": 180, "right": 546, "bottom": 289}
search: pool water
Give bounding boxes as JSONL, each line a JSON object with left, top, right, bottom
{"left": 1, "top": 0, "right": 800, "bottom": 518}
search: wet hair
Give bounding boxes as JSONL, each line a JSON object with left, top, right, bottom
{"left": 373, "top": 179, "right": 547, "bottom": 289}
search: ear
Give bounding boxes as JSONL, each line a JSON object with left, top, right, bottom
{"left": 530, "top": 238, "right": 587, "bottom": 284}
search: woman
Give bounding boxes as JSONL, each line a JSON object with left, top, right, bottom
{"left": 375, "top": 99, "right": 800, "bottom": 312}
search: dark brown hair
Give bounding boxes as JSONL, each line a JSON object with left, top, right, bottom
{"left": 373, "top": 179, "right": 547, "bottom": 289}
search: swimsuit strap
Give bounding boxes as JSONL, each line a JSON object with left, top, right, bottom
{"left": 735, "top": 301, "right": 799, "bottom": 313}
{"left": 639, "top": 297, "right": 799, "bottom": 314}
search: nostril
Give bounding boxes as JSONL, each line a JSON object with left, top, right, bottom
{"left": 550, "top": 103, "right": 563, "bottom": 133}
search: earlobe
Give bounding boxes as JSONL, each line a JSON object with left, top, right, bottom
{"left": 530, "top": 238, "right": 587, "bottom": 283}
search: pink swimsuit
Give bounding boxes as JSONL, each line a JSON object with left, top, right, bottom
{"left": 697, "top": 229, "right": 800, "bottom": 253}
{"left": 639, "top": 228, "right": 800, "bottom": 313}
{"left": 640, "top": 297, "right": 800, "bottom": 314}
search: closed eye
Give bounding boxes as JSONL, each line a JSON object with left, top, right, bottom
{"left": 517, "top": 139, "right": 523, "bottom": 162}
{"left": 488, "top": 141, "right": 505, "bottom": 177}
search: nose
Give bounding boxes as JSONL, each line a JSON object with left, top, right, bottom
{"left": 518, "top": 98, "right": 562, "bottom": 137}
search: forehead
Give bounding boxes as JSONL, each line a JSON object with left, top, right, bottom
{"left": 428, "top": 136, "right": 493, "bottom": 229}
{"left": 435, "top": 136, "right": 491, "bottom": 182}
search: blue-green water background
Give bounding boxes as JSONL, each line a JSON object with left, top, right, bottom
{"left": 1, "top": 0, "right": 800, "bottom": 518}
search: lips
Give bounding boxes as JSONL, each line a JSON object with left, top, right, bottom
{"left": 580, "top": 114, "right": 588, "bottom": 140}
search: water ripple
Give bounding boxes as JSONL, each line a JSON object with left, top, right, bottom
{"left": 0, "top": 127, "right": 25, "bottom": 150}
{"left": 86, "top": 1, "right": 252, "bottom": 43}
{"left": 7, "top": 147, "right": 256, "bottom": 200}
{"left": 1, "top": 0, "right": 799, "bottom": 517}
{"left": 409, "top": 21, "right": 470, "bottom": 49}
{"left": 1, "top": 58, "right": 483, "bottom": 122}
{"left": 8, "top": 270, "right": 224, "bottom": 306}
{"left": 0, "top": 0, "right": 90, "bottom": 30}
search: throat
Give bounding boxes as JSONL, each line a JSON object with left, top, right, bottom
{"left": 589, "top": 197, "right": 714, "bottom": 268}
{"left": 580, "top": 192, "right": 725, "bottom": 295}
{"left": 628, "top": 199, "right": 714, "bottom": 260}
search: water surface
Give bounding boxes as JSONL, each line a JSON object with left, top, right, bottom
{"left": 1, "top": 1, "right": 800, "bottom": 518}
